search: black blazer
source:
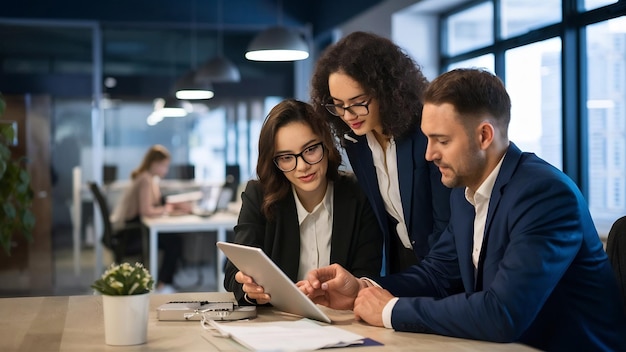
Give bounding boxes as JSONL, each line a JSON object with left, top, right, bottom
{"left": 223, "top": 173, "right": 383, "bottom": 304}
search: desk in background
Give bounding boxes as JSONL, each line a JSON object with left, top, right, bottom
{"left": 70, "top": 164, "right": 223, "bottom": 278}
{"left": 141, "top": 212, "right": 238, "bottom": 288}
{"left": 0, "top": 292, "right": 538, "bottom": 351}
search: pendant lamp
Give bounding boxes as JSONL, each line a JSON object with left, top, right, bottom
{"left": 174, "top": 70, "right": 215, "bottom": 100}
{"left": 195, "top": 0, "right": 241, "bottom": 82}
{"left": 245, "top": 26, "right": 309, "bottom": 61}
{"left": 147, "top": 97, "right": 187, "bottom": 126}
{"left": 245, "top": 0, "right": 309, "bottom": 62}
{"left": 174, "top": 0, "right": 215, "bottom": 99}
{"left": 195, "top": 56, "right": 240, "bottom": 82}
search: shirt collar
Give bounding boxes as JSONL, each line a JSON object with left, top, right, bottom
{"left": 465, "top": 154, "right": 506, "bottom": 206}
{"left": 293, "top": 182, "right": 334, "bottom": 226}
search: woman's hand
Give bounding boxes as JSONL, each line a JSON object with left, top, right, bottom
{"left": 235, "top": 270, "right": 270, "bottom": 304}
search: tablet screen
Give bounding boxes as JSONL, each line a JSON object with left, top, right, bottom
{"left": 217, "top": 241, "right": 332, "bottom": 324}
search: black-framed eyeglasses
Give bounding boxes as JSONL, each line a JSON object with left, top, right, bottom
{"left": 323, "top": 99, "right": 371, "bottom": 117}
{"left": 273, "top": 142, "right": 325, "bottom": 172}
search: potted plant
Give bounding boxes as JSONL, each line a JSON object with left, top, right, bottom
{"left": 92, "top": 262, "right": 154, "bottom": 346}
{"left": 0, "top": 93, "right": 35, "bottom": 255}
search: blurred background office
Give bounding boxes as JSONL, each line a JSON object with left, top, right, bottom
{"left": 0, "top": 0, "right": 624, "bottom": 297}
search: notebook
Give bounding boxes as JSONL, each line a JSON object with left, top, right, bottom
{"left": 216, "top": 241, "right": 332, "bottom": 324}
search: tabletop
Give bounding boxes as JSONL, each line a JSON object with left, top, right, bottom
{"left": 0, "top": 292, "right": 539, "bottom": 351}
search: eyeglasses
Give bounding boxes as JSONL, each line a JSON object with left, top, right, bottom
{"left": 324, "top": 99, "right": 371, "bottom": 117}
{"left": 273, "top": 142, "right": 325, "bottom": 172}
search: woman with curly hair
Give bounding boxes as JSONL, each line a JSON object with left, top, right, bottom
{"left": 223, "top": 99, "right": 382, "bottom": 305}
{"left": 310, "top": 31, "right": 451, "bottom": 274}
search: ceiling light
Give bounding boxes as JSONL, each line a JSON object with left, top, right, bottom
{"left": 147, "top": 97, "right": 188, "bottom": 125}
{"left": 196, "top": 56, "right": 241, "bottom": 83}
{"left": 195, "top": 0, "right": 241, "bottom": 83}
{"left": 245, "top": 26, "right": 309, "bottom": 62}
{"left": 174, "top": 71, "right": 215, "bottom": 100}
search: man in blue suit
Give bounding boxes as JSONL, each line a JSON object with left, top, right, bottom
{"left": 300, "top": 68, "right": 626, "bottom": 350}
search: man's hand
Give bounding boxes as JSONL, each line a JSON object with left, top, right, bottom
{"left": 353, "top": 287, "right": 395, "bottom": 327}
{"left": 297, "top": 264, "right": 365, "bottom": 310}
{"left": 235, "top": 271, "right": 270, "bottom": 304}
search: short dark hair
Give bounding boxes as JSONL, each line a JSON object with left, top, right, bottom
{"left": 310, "top": 31, "right": 429, "bottom": 142}
{"left": 256, "top": 99, "right": 342, "bottom": 219}
{"left": 423, "top": 68, "right": 511, "bottom": 131}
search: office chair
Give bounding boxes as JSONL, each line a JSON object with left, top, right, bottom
{"left": 607, "top": 215, "right": 626, "bottom": 313}
{"left": 87, "top": 181, "right": 146, "bottom": 264}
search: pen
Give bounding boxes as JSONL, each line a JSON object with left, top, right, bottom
{"left": 206, "top": 319, "right": 230, "bottom": 338}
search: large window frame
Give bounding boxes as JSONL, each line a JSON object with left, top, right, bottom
{"left": 439, "top": 0, "right": 626, "bottom": 235}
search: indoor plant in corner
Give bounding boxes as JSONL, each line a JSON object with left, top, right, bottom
{"left": 92, "top": 262, "right": 154, "bottom": 346}
{"left": 0, "top": 93, "right": 35, "bottom": 255}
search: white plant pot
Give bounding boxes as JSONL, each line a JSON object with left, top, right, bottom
{"left": 102, "top": 293, "right": 150, "bottom": 345}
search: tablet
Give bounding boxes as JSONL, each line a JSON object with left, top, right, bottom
{"left": 217, "top": 241, "right": 332, "bottom": 324}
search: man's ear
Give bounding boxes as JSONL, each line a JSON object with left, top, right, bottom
{"left": 477, "top": 121, "right": 495, "bottom": 150}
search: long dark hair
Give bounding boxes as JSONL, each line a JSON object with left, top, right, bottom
{"left": 257, "top": 99, "right": 342, "bottom": 219}
{"left": 310, "top": 31, "right": 429, "bottom": 143}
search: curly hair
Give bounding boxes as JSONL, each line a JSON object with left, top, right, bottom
{"left": 310, "top": 31, "right": 429, "bottom": 143}
{"left": 256, "top": 99, "right": 342, "bottom": 220}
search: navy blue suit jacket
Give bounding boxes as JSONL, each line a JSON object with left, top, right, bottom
{"left": 343, "top": 128, "right": 451, "bottom": 274}
{"left": 376, "top": 143, "right": 626, "bottom": 350}
{"left": 224, "top": 174, "right": 383, "bottom": 304}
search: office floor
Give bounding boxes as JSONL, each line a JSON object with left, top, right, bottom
{"left": 0, "top": 226, "right": 220, "bottom": 298}
{"left": 58, "top": 227, "right": 221, "bottom": 296}
{"left": 53, "top": 246, "right": 220, "bottom": 297}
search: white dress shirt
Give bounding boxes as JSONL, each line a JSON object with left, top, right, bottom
{"left": 380, "top": 155, "right": 506, "bottom": 329}
{"left": 366, "top": 132, "right": 412, "bottom": 249}
{"left": 294, "top": 182, "right": 334, "bottom": 281}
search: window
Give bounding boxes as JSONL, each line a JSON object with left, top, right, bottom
{"left": 500, "top": 0, "right": 561, "bottom": 39}
{"left": 448, "top": 54, "right": 495, "bottom": 73}
{"left": 586, "top": 17, "right": 626, "bottom": 231}
{"left": 445, "top": 2, "right": 493, "bottom": 56}
{"left": 441, "top": 1, "right": 626, "bottom": 236}
{"left": 505, "top": 38, "right": 562, "bottom": 168}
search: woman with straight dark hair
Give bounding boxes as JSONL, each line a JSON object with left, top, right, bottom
{"left": 223, "top": 99, "right": 382, "bottom": 305}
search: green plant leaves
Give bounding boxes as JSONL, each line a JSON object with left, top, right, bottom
{"left": 0, "top": 96, "right": 35, "bottom": 255}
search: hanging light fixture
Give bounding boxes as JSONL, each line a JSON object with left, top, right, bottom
{"left": 174, "top": 0, "right": 215, "bottom": 100}
{"left": 195, "top": 56, "right": 240, "bottom": 82}
{"left": 147, "top": 97, "right": 188, "bottom": 126}
{"left": 245, "top": 0, "right": 309, "bottom": 62}
{"left": 174, "top": 70, "right": 215, "bottom": 100}
{"left": 195, "top": 0, "right": 241, "bottom": 82}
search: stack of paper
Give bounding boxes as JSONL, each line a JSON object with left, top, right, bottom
{"left": 165, "top": 191, "right": 203, "bottom": 204}
{"left": 208, "top": 318, "right": 365, "bottom": 351}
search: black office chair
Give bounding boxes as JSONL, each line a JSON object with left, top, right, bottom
{"left": 607, "top": 215, "right": 626, "bottom": 313}
{"left": 87, "top": 181, "right": 146, "bottom": 264}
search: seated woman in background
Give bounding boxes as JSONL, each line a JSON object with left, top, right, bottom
{"left": 111, "top": 144, "right": 191, "bottom": 294}
{"left": 223, "top": 99, "right": 383, "bottom": 305}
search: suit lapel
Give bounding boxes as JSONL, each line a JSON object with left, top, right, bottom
{"left": 345, "top": 134, "right": 387, "bottom": 232}
{"left": 454, "top": 196, "right": 477, "bottom": 292}
{"left": 475, "top": 143, "right": 523, "bottom": 289}
{"left": 274, "top": 194, "right": 301, "bottom": 282}
{"left": 330, "top": 179, "right": 356, "bottom": 263}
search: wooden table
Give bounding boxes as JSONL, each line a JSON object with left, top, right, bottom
{"left": 0, "top": 292, "right": 538, "bottom": 351}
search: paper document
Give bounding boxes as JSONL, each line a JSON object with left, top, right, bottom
{"left": 208, "top": 318, "right": 365, "bottom": 351}
{"left": 165, "top": 191, "right": 203, "bottom": 204}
